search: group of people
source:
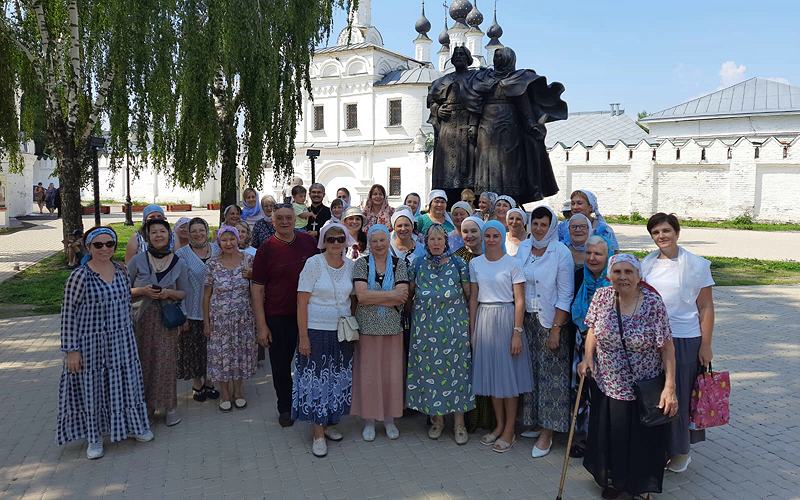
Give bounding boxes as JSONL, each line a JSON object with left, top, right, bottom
{"left": 33, "top": 182, "right": 60, "bottom": 215}
{"left": 56, "top": 183, "right": 716, "bottom": 500}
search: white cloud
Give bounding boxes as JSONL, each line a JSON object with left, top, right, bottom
{"left": 765, "top": 77, "right": 791, "bottom": 85}
{"left": 719, "top": 61, "right": 747, "bottom": 87}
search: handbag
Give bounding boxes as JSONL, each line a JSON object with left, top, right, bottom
{"left": 160, "top": 301, "right": 187, "bottom": 329}
{"left": 323, "top": 259, "right": 359, "bottom": 342}
{"left": 615, "top": 295, "right": 677, "bottom": 427}
{"left": 689, "top": 363, "right": 730, "bottom": 430}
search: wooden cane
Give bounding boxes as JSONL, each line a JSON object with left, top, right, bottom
{"left": 556, "top": 372, "right": 587, "bottom": 500}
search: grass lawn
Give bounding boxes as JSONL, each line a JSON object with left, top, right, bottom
{"left": 606, "top": 214, "right": 800, "bottom": 232}
{"left": 1, "top": 223, "right": 799, "bottom": 319}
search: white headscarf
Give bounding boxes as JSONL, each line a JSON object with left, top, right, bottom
{"left": 568, "top": 213, "right": 594, "bottom": 251}
{"left": 391, "top": 208, "right": 416, "bottom": 229}
{"left": 607, "top": 253, "right": 641, "bottom": 279}
{"left": 427, "top": 189, "right": 448, "bottom": 206}
{"left": 318, "top": 222, "right": 356, "bottom": 253}
{"left": 530, "top": 205, "right": 559, "bottom": 249}
{"left": 641, "top": 246, "right": 713, "bottom": 305}
{"left": 450, "top": 201, "right": 474, "bottom": 218}
{"left": 495, "top": 195, "right": 517, "bottom": 209}
{"left": 575, "top": 189, "right": 605, "bottom": 222}
{"left": 506, "top": 208, "right": 528, "bottom": 225}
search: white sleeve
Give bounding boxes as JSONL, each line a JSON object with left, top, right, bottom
{"left": 510, "top": 258, "right": 525, "bottom": 285}
{"left": 297, "top": 256, "right": 318, "bottom": 293}
{"left": 554, "top": 247, "right": 575, "bottom": 312}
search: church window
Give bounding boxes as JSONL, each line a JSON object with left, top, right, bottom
{"left": 313, "top": 106, "right": 324, "bottom": 131}
{"left": 389, "top": 168, "right": 402, "bottom": 196}
{"left": 629, "top": 149, "right": 633, "bottom": 160}
{"left": 585, "top": 151, "right": 590, "bottom": 161}
{"left": 607, "top": 150, "right": 611, "bottom": 160}
{"left": 388, "top": 99, "right": 402, "bottom": 126}
{"left": 783, "top": 145, "right": 789, "bottom": 158}
{"left": 701, "top": 148, "right": 706, "bottom": 161}
{"left": 676, "top": 149, "right": 681, "bottom": 160}
{"left": 727, "top": 147, "right": 732, "bottom": 159}
{"left": 754, "top": 146, "right": 760, "bottom": 159}
{"left": 345, "top": 104, "right": 358, "bottom": 130}
{"left": 565, "top": 151, "right": 569, "bottom": 161}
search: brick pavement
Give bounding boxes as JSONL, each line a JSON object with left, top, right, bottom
{"left": 0, "top": 285, "right": 798, "bottom": 499}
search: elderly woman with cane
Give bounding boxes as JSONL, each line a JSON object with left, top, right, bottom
{"left": 578, "top": 253, "right": 678, "bottom": 499}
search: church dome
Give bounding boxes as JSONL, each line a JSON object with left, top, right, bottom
{"left": 438, "top": 23, "right": 450, "bottom": 45}
{"left": 449, "top": 0, "right": 473, "bottom": 23}
{"left": 487, "top": 11, "right": 503, "bottom": 39}
{"left": 466, "top": 1, "right": 483, "bottom": 27}
{"left": 415, "top": 4, "right": 431, "bottom": 34}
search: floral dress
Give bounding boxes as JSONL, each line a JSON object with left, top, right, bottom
{"left": 584, "top": 286, "right": 672, "bottom": 401}
{"left": 406, "top": 256, "right": 475, "bottom": 415}
{"left": 204, "top": 254, "right": 257, "bottom": 381}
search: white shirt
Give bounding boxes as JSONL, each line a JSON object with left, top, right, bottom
{"left": 515, "top": 239, "right": 574, "bottom": 328}
{"left": 506, "top": 236, "right": 521, "bottom": 257}
{"left": 242, "top": 246, "right": 257, "bottom": 257}
{"left": 643, "top": 258, "right": 713, "bottom": 338}
{"left": 297, "top": 254, "right": 354, "bottom": 331}
{"left": 469, "top": 254, "right": 524, "bottom": 303}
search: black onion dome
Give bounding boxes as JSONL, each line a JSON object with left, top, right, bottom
{"left": 415, "top": 3, "right": 432, "bottom": 34}
{"left": 487, "top": 10, "right": 503, "bottom": 39}
{"left": 449, "top": 0, "right": 473, "bottom": 23}
{"left": 438, "top": 22, "right": 450, "bottom": 45}
{"left": 466, "top": 1, "right": 483, "bottom": 27}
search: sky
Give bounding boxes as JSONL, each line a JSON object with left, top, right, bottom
{"left": 322, "top": 0, "right": 800, "bottom": 116}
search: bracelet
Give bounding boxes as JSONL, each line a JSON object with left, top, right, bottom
{"left": 513, "top": 326, "right": 523, "bottom": 333}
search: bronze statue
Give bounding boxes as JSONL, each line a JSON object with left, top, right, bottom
{"left": 427, "top": 46, "right": 482, "bottom": 198}
{"left": 427, "top": 46, "right": 567, "bottom": 204}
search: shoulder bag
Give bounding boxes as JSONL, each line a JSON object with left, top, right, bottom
{"left": 323, "top": 258, "right": 359, "bottom": 342}
{"left": 146, "top": 253, "right": 187, "bottom": 329}
{"left": 615, "top": 293, "right": 676, "bottom": 427}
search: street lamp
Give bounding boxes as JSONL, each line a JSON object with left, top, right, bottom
{"left": 88, "top": 136, "right": 106, "bottom": 227}
{"left": 306, "top": 149, "right": 320, "bottom": 184}
{"left": 124, "top": 156, "right": 133, "bottom": 226}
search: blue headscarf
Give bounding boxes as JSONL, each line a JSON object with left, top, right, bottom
{"left": 241, "top": 189, "right": 264, "bottom": 221}
{"left": 81, "top": 227, "right": 118, "bottom": 266}
{"left": 367, "top": 224, "right": 395, "bottom": 316}
{"left": 482, "top": 219, "right": 507, "bottom": 254}
{"left": 142, "top": 204, "right": 164, "bottom": 222}
{"left": 571, "top": 235, "right": 613, "bottom": 332}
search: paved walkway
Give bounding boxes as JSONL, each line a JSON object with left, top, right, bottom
{"left": 0, "top": 285, "right": 798, "bottom": 499}
{"left": 612, "top": 224, "right": 800, "bottom": 261}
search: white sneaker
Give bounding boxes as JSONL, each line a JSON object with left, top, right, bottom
{"left": 133, "top": 430, "right": 154, "bottom": 442}
{"left": 385, "top": 422, "right": 400, "bottom": 440}
{"left": 324, "top": 427, "right": 343, "bottom": 441}
{"left": 362, "top": 423, "right": 376, "bottom": 442}
{"left": 86, "top": 442, "right": 104, "bottom": 460}
{"left": 312, "top": 437, "right": 328, "bottom": 457}
{"left": 520, "top": 429, "right": 541, "bottom": 439}
{"left": 667, "top": 454, "right": 692, "bottom": 473}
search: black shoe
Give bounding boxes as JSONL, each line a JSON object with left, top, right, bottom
{"left": 569, "top": 441, "right": 586, "bottom": 458}
{"left": 601, "top": 487, "right": 621, "bottom": 499}
{"left": 203, "top": 385, "right": 220, "bottom": 400}
{"left": 192, "top": 387, "right": 207, "bottom": 402}
{"left": 278, "top": 412, "right": 294, "bottom": 427}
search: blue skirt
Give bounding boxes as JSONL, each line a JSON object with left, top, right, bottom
{"left": 291, "top": 329, "right": 354, "bottom": 426}
{"left": 472, "top": 303, "right": 533, "bottom": 398}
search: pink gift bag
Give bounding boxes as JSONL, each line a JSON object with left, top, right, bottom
{"left": 689, "top": 364, "right": 730, "bottom": 430}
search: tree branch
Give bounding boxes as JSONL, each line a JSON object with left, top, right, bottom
{"left": 66, "top": 0, "right": 81, "bottom": 134}
{"left": 31, "top": 0, "right": 60, "bottom": 118}
{"left": 80, "top": 68, "right": 114, "bottom": 144}
{"left": 0, "top": 16, "right": 39, "bottom": 67}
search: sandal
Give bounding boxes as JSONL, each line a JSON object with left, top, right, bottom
{"left": 192, "top": 386, "right": 207, "bottom": 402}
{"left": 480, "top": 432, "right": 499, "bottom": 446}
{"left": 219, "top": 400, "right": 232, "bottom": 412}
{"left": 234, "top": 398, "right": 247, "bottom": 409}
{"left": 492, "top": 436, "right": 516, "bottom": 453}
{"left": 428, "top": 417, "right": 444, "bottom": 440}
{"left": 454, "top": 424, "right": 469, "bottom": 445}
{"left": 203, "top": 385, "right": 220, "bottom": 400}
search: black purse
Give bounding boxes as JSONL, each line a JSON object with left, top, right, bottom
{"left": 615, "top": 294, "right": 676, "bottom": 427}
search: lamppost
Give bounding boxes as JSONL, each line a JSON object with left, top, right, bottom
{"left": 124, "top": 156, "right": 134, "bottom": 226}
{"left": 306, "top": 149, "right": 320, "bottom": 184}
{"left": 88, "top": 136, "right": 106, "bottom": 227}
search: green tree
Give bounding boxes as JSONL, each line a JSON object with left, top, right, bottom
{"left": 170, "top": 0, "right": 354, "bottom": 220}
{"left": 0, "top": 0, "right": 178, "bottom": 239}
{"left": 637, "top": 110, "right": 650, "bottom": 133}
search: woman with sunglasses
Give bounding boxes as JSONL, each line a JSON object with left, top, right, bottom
{"left": 292, "top": 223, "right": 356, "bottom": 457}
{"left": 58, "top": 227, "right": 153, "bottom": 460}
{"left": 128, "top": 219, "right": 189, "bottom": 427}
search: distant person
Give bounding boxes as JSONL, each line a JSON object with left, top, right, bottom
{"left": 251, "top": 196, "right": 276, "bottom": 250}
{"left": 329, "top": 198, "right": 345, "bottom": 224}
{"left": 283, "top": 176, "right": 304, "bottom": 204}
{"left": 57, "top": 226, "right": 153, "bottom": 460}
{"left": 641, "top": 213, "right": 715, "bottom": 474}
{"left": 64, "top": 229, "right": 85, "bottom": 268}
{"left": 342, "top": 207, "right": 367, "bottom": 260}
{"left": 448, "top": 201, "right": 473, "bottom": 253}
{"left": 336, "top": 187, "right": 351, "bottom": 208}
{"left": 403, "top": 193, "right": 422, "bottom": 218}
{"left": 173, "top": 217, "right": 191, "bottom": 251}
{"left": 291, "top": 185, "right": 312, "bottom": 230}
{"left": 417, "top": 190, "right": 455, "bottom": 235}
{"left": 494, "top": 195, "right": 516, "bottom": 226}
{"left": 45, "top": 183, "right": 57, "bottom": 214}
{"left": 235, "top": 221, "right": 256, "bottom": 257}
{"left": 223, "top": 204, "right": 242, "bottom": 227}
{"left": 362, "top": 184, "right": 394, "bottom": 232}
{"left": 476, "top": 191, "right": 497, "bottom": 221}
{"left": 124, "top": 204, "right": 166, "bottom": 264}
{"left": 505, "top": 208, "right": 528, "bottom": 257}
{"left": 561, "top": 200, "right": 572, "bottom": 220}
{"left": 241, "top": 188, "right": 265, "bottom": 225}
{"left": 54, "top": 186, "right": 61, "bottom": 218}
{"left": 461, "top": 188, "right": 476, "bottom": 207}
{"left": 34, "top": 182, "right": 45, "bottom": 213}
{"left": 557, "top": 190, "right": 619, "bottom": 254}
{"left": 305, "top": 183, "right": 331, "bottom": 238}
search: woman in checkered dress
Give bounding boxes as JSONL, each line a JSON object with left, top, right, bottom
{"left": 57, "top": 227, "right": 153, "bottom": 460}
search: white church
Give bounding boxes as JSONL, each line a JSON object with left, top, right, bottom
{"left": 3, "top": 0, "right": 800, "bottom": 224}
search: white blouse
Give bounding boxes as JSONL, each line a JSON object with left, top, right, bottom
{"left": 297, "top": 254, "right": 354, "bottom": 331}
{"left": 515, "top": 239, "right": 574, "bottom": 328}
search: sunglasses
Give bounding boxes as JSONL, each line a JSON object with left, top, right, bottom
{"left": 325, "top": 236, "right": 347, "bottom": 244}
{"left": 91, "top": 241, "right": 116, "bottom": 249}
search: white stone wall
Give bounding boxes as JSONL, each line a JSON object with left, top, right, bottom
{"left": 544, "top": 135, "right": 800, "bottom": 222}
{"left": 647, "top": 114, "right": 800, "bottom": 140}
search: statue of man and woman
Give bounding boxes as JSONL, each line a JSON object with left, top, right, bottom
{"left": 427, "top": 46, "right": 567, "bottom": 205}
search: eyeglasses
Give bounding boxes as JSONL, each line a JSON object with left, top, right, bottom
{"left": 91, "top": 241, "right": 116, "bottom": 249}
{"left": 325, "top": 236, "right": 347, "bottom": 244}
{"left": 569, "top": 224, "right": 589, "bottom": 231}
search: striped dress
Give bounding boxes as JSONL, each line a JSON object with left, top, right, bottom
{"left": 56, "top": 263, "right": 150, "bottom": 445}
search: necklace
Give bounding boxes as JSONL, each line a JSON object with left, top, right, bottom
{"left": 149, "top": 253, "right": 171, "bottom": 273}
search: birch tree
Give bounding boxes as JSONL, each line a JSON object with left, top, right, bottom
{"left": 0, "top": 0, "right": 178, "bottom": 239}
